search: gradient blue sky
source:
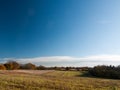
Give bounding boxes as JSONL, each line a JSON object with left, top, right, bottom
{"left": 0, "top": 0, "right": 120, "bottom": 66}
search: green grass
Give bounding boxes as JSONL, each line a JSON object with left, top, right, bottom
{"left": 0, "top": 70, "right": 120, "bottom": 90}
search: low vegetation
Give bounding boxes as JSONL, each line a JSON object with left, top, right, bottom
{"left": 89, "top": 65, "right": 120, "bottom": 79}
{"left": 0, "top": 70, "right": 120, "bottom": 90}
{"left": 0, "top": 64, "right": 6, "bottom": 70}
{"left": 0, "top": 61, "right": 120, "bottom": 89}
{"left": 0, "top": 61, "right": 91, "bottom": 71}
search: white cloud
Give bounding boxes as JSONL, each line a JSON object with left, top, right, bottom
{"left": 1, "top": 54, "right": 120, "bottom": 66}
{"left": 79, "top": 55, "right": 120, "bottom": 61}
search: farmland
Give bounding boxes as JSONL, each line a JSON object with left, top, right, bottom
{"left": 0, "top": 70, "right": 120, "bottom": 90}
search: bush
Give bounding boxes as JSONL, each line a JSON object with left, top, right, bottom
{"left": 89, "top": 65, "right": 120, "bottom": 79}
{"left": 4, "top": 61, "right": 20, "bottom": 70}
{"left": 37, "top": 65, "right": 46, "bottom": 70}
{"left": 20, "top": 63, "right": 36, "bottom": 70}
{"left": 0, "top": 64, "right": 6, "bottom": 70}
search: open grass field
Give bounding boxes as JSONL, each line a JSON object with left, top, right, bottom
{"left": 0, "top": 70, "right": 120, "bottom": 90}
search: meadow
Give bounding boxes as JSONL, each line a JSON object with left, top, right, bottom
{"left": 0, "top": 70, "right": 120, "bottom": 90}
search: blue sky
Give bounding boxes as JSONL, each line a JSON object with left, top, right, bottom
{"left": 0, "top": 0, "right": 120, "bottom": 66}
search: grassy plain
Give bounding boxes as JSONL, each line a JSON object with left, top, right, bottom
{"left": 0, "top": 70, "right": 119, "bottom": 90}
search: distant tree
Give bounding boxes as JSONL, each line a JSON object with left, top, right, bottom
{"left": 10, "top": 61, "right": 20, "bottom": 70}
{"left": 65, "top": 67, "right": 70, "bottom": 71}
{"left": 37, "top": 65, "right": 46, "bottom": 70}
{"left": 0, "top": 64, "right": 6, "bottom": 70}
{"left": 20, "top": 63, "right": 36, "bottom": 70}
{"left": 89, "top": 65, "right": 120, "bottom": 79}
{"left": 4, "top": 61, "right": 20, "bottom": 70}
{"left": 4, "top": 63, "right": 13, "bottom": 70}
{"left": 76, "top": 67, "right": 80, "bottom": 71}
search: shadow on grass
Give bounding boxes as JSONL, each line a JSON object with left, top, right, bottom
{"left": 76, "top": 71, "right": 120, "bottom": 80}
{"left": 75, "top": 71, "right": 93, "bottom": 77}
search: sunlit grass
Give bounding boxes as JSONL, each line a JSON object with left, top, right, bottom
{"left": 0, "top": 70, "right": 119, "bottom": 90}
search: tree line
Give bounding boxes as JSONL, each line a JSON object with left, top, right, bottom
{"left": 1, "top": 61, "right": 120, "bottom": 79}
{"left": 0, "top": 61, "right": 46, "bottom": 70}
{"left": 0, "top": 61, "right": 34, "bottom": 70}
{"left": 89, "top": 65, "right": 120, "bottom": 79}
{"left": 0, "top": 61, "right": 91, "bottom": 71}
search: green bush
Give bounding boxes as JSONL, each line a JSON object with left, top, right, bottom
{"left": 89, "top": 65, "right": 120, "bottom": 79}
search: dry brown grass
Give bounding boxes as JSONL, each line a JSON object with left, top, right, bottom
{"left": 0, "top": 70, "right": 54, "bottom": 75}
{"left": 0, "top": 70, "right": 119, "bottom": 90}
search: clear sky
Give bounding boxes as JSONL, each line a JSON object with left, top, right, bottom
{"left": 0, "top": 0, "right": 120, "bottom": 66}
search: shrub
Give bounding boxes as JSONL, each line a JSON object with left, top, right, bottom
{"left": 89, "top": 65, "right": 120, "bottom": 79}
{"left": 20, "top": 63, "right": 36, "bottom": 70}
{"left": 37, "top": 65, "right": 46, "bottom": 70}
{"left": 0, "top": 64, "right": 6, "bottom": 70}
{"left": 4, "top": 61, "right": 20, "bottom": 70}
